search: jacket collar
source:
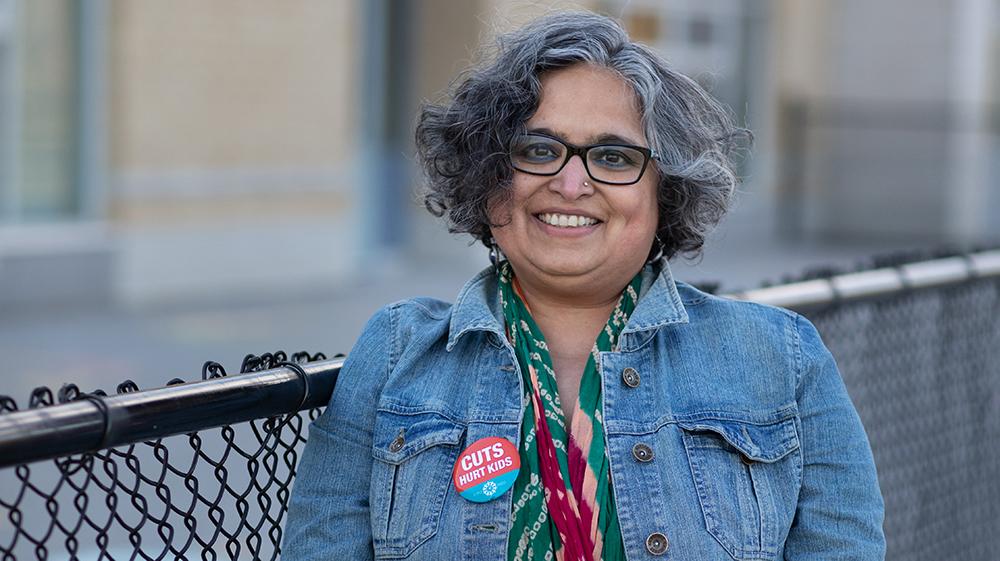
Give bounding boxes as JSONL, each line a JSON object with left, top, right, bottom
{"left": 446, "top": 259, "right": 689, "bottom": 352}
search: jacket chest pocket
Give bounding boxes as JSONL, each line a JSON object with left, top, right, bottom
{"left": 371, "top": 410, "right": 465, "bottom": 559}
{"left": 678, "top": 415, "right": 801, "bottom": 561}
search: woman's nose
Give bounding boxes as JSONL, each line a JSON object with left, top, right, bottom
{"left": 549, "top": 155, "right": 594, "bottom": 199}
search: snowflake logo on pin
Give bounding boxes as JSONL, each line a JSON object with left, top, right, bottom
{"left": 482, "top": 481, "right": 498, "bottom": 496}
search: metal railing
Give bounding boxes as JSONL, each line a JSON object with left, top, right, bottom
{"left": 2, "top": 249, "right": 999, "bottom": 560}
{"left": 1, "top": 355, "right": 343, "bottom": 469}
{"left": 731, "top": 248, "right": 1000, "bottom": 309}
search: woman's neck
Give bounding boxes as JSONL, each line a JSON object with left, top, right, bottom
{"left": 513, "top": 274, "right": 621, "bottom": 358}
{"left": 513, "top": 273, "right": 628, "bottom": 424}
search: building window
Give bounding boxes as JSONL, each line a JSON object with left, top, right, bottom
{"left": 0, "top": 0, "right": 14, "bottom": 221}
{"left": 0, "top": 0, "right": 82, "bottom": 223}
{"left": 688, "top": 16, "right": 714, "bottom": 46}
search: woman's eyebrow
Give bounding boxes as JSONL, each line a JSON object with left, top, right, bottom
{"left": 526, "top": 127, "right": 643, "bottom": 146}
{"left": 591, "top": 132, "right": 643, "bottom": 146}
{"left": 526, "top": 126, "right": 569, "bottom": 140}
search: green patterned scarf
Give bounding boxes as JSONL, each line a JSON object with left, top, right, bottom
{"left": 500, "top": 261, "right": 642, "bottom": 561}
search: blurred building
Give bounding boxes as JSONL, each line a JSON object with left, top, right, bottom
{"left": 772, "top": 0, "right": 1000, "bottom": 244}
{"left": 0, "top": 0, "right": 997, "bottom": 312}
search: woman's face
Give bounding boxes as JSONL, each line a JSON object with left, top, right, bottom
{"left": 489, "top": 64, "right": 659, "bottom": 298}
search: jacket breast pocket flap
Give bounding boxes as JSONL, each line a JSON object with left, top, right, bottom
{"left": 370, "top": 410, "right": 465, "bottom": 559}
{"left": 678, "top": 415, "right": 801, "bottom": 561}
{"left": 677, "top": 416, "right": 798, "bottom": 463}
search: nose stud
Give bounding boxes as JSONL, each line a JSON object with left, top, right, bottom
{"left": 583, "top": 180, "right": 590, "bottom": 188}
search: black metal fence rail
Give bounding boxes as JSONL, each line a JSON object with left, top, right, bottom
{"left": 0, "top": 356, "right": 343, "bottom": 469}
{"left": 2, "top": 249, "right": 999, "bottom": 560}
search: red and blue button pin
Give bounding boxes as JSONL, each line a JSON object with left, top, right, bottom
{"left": 452, "top": 437, "right": 520, "bottom": 503}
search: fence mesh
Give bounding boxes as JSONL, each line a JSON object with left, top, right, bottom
{"left": 809, "top": 276, "right": 1000, "bottom": 561}
{"left": 1, "top": 272, "right": 999, "bottom": 560}
{"left": 0, "top": 352, "right": 327, "bottom": 561}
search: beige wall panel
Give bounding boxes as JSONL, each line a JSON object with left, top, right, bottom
{"left": 774, "top": 0, "right": 831, "bottom": 99}
{"left": 414, "top": 0, "right": 483, "bottom": 103}
{"left": 414, "top": 0, "right": 605, "bottom": 104}
{"left": 110, "top": 0, "right": 356, "bottom": 170}
{"left": 480, "top": 0, "right": 598, "bottom": 38}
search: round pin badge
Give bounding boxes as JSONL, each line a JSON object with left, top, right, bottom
{"left": 452, "top": 437, "right": 520, "bottom": 503}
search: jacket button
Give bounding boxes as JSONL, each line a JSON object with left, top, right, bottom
{"left": 632, "top": 443, "right": 654, "bottom": 462}
{"left": 389, "top": 430, "right": 405, "bottom": 453}
{"left": 621, "top": 367, "right": 640, "bottom": 388}
{"left": 645, "top": 532, "right": 669, "bottom": 555}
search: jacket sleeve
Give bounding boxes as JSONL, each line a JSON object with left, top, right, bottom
{"left": 784, "top": 314, "right": 886, "bottom": 560}
{"left": 281, "top": 306, "right": 394, "bottom": 560}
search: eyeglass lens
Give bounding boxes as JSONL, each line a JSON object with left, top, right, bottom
{"left": 510, "top": 134, "right": 649, "bottom": 184}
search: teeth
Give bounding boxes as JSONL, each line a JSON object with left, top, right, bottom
{"left": 538, "top": 213, "right": 598, "bottom": 228}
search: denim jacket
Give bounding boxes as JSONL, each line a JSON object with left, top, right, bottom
{"left": 283, "top": 261, "right": 886, "bottom": 560}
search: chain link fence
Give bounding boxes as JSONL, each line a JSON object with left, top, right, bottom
{"left": 0, "top": 352, "right": 334, "bottom": 561}
{"left": 2, "top": 251, "right": 998, "bottom": 560}
{"left": 810, "top": 277, "right": 1000, "bottom": 561}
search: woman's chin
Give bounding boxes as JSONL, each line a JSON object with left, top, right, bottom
{"left": 518, "top": 254, "right": 603, "bottom": 280}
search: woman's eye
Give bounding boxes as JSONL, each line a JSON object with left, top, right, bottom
{"left": 593, "top": 149, "right": 637, "bottom": 169}
{"left": 521, "top": 144, "right": 559, "bottom": 161}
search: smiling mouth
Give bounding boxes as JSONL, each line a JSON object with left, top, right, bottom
{"left": 535, "top": 212, "right": 601, "bottom": 228}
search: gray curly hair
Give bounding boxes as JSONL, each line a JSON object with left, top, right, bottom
{"left": 415, "top": 11, "right": 749, "bottom": 260}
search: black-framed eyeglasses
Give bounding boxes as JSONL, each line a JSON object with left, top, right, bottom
{"left": 509, "top": 132, "right": 658, "bottom": 186}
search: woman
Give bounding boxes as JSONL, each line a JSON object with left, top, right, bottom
{"left": 283, "top": 11, "right": 885, "bottom": 561}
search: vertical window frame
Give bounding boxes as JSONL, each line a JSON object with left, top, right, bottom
{"left": 0, "top": 0, "right": 106, "bottom": 225}
{"left": 0, "top": 0, "right": 20, "bottom": 222}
